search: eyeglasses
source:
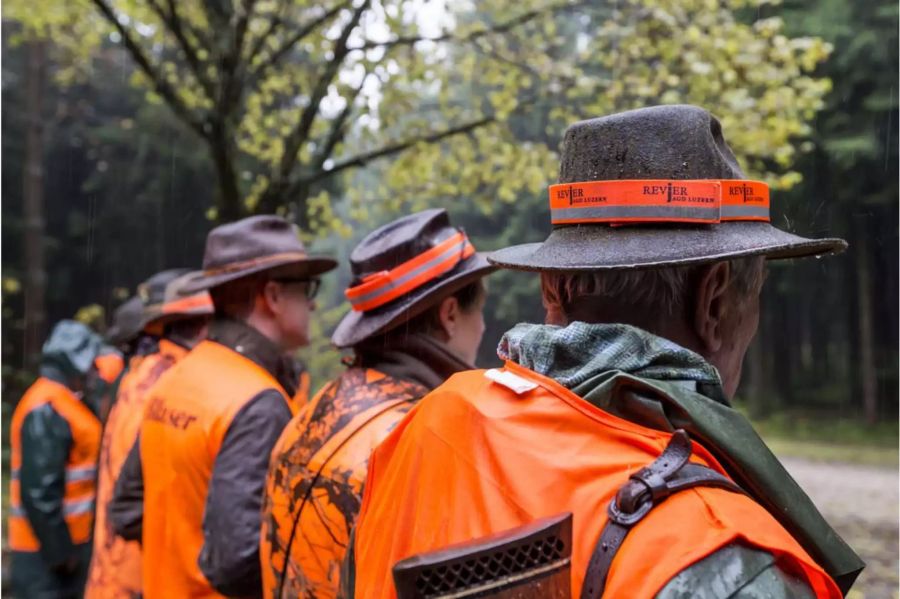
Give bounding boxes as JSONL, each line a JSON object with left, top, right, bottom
{"left": 273, "top": 277, "right": 321, "bottom": 300}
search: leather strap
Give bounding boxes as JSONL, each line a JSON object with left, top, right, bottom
{"left": 580, "top": 430, "right": 745, "bottom": 599}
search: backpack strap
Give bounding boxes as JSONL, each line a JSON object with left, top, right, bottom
{"left": 580, "top": 430, "right": 745, "bottom": 599}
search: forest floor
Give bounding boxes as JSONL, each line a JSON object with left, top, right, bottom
{"left": 778, "top": 454, "right": 898, "bottom": 599}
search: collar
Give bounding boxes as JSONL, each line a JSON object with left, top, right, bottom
{"left": 356, "top": 333, "right": 474, "bottom": 390}
{"left": 207, "top": 318, "right": 297, "bottom": 396}
{"left": 497, "top": 321, "right": 727, "bottom": 405}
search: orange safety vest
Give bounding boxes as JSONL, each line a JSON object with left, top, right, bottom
{"left": 287, "top": 369, "right": 311, "bottom": 415}
{"left": 9, "top": 377, "right": 101, "bottom": 552}
{"left": 261, "top": 368, "right": 428, "bottom": 599}
{"left": 352, "top": 363, "right": 841, "bottom": 598}
{"left": 140, "top": 340, "right": 289, "bottom": 599}
{"left": 85, "top": 340, "right": 188, "bottom": 599}
{"left": 95, "top": 352, "right": 125, "bottom": 385}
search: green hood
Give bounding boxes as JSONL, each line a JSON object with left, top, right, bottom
{"left": 499, "top": 322, "right": 864, "bottom": 595}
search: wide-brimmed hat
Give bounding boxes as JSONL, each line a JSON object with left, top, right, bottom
{"left": 332, "top": 209, "right": 496, "bottom": 348}
{"left": 489, "top": 105, "right": 847, "bottom": 272}
{"left": 182, "top": 215, "right": 337, "bottom": 293}
{"left": 107, "top": 296, "right": 145, "bottom": 345}
{"left": 136, "top": 268, "right": 191, "bottom": 330}
{"left": 142, "top": 271, "right": 214, "bottom": 330}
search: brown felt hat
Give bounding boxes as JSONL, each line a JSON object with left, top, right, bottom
{"left": 106, "top": 296, "right": 145, "bottom": 346}
{"left": 489, "top": 105, "right": 847, "bottom": 272}
{"left": 181, "top": 215, "right": 337, "bottom": 293}
{"left": 332, "top": 208, "right": 496, "bottom": 348}
{"left": 142, "top": 271, "right": 214, "bottom": 329}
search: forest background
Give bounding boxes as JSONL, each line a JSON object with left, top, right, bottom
{"left": 1, "top": 1, "right": 897, "bottom": 448}
{"left": 1, "top": 0, "right": 898, "bottom": 595}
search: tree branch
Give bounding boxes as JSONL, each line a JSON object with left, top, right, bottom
{"left": 243, "top": 0, "right": 290, "bottom": 67}
{"left": 254, "top": 0, "right": 368, "bottom": 214}
{"left": 310, "top": 77, "right": 366, "bottom": 172}
{"left": 141, "top": 0, "right": 216, "bottom": 100}
{"left": 248, "top": 1, "right": 352, "bottom": 84}
{"left": 296, "top": 114, "right": 495, "bottom": 189}
{"left": 348, "top": 1, "right": 580, "bottom": 53}
{"left": 277, "top": 3, "right": 367, "bottom": 178}
{"left": 89, "top": 0, "right": 209, "bottom": 139}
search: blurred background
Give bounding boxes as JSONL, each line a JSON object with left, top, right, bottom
{"left": 1, "top": 0, "right": 897, "bottom": 596}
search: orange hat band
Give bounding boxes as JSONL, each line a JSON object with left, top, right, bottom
{"left": 161, "top": 292, "right": 214, "bottom": 316}
{"left": 346, "top": 231, "right": 476, "bottom": 313}
{"left": 549, "top": 179, "right": 770, "bottom": 225}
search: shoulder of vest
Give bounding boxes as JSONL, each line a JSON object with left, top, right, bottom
{"left": 168, "top": 340, "right": 288, "bottom": 406}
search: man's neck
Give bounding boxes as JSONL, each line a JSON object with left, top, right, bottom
{"left": 244, "top": 312, "right": 285, "bottom": 352}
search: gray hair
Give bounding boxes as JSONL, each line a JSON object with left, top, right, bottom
{"left": 540, "top": 257, "right": 765, "bottom": 326}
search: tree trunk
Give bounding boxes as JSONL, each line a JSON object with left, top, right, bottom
{"left": 208, "top": 121, "right": 243, "bottom": 222}
{"left": 22, "top": 40, "right": 47, "bottom": 370}
{"left": 855, "top": 217, "right": 878, "bottom": 424}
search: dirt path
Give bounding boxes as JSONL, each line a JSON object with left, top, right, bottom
{"left": 780, "top": 457, "right": 898, "bottom": 599}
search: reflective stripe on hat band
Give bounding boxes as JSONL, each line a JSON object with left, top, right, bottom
{"left": 345, "top": 231, "right": 476, "bottom": 312}
{"left": 548, "top": 179, "right": 770, "bottom": 225}
{"left": 162, "top": 292, "right": 214, "bottom": 315}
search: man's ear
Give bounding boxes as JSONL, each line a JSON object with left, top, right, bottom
{"left": 438, "top": 295, "right": 460, "bottom": 339}
{"left": 693, "top": 262, "right": 731, "bottom": 353}
{"left": 258, "top": 280, "right": 281, "bottom": 316}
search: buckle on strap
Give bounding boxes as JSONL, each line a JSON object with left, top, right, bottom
{"left": 614, "top": 429, "right": 692, "bottom": 516}
{"left": 581, "top": 429, "right": 746, "bottom": 599}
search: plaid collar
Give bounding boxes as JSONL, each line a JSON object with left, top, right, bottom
{"left": 497, "top": 321, "right": 723, "bottom": 396}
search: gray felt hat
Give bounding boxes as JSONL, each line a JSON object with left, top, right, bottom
{"left": 182, "top": 215, "right": 337, "bottom": 293}
{"left": 489, "top": 105, "right": 847, "bottom": 272}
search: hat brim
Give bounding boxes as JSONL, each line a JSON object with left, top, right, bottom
{"left": 180, "top": 255, "right": 338, "bottom": 294}
{"left": 488, "top": 222, "right": 847, "bottom": 272}
{"left": 331, "top": 252, "right": 497, "bottom": 348}
{"left": 142, "top": 304, "right": 214, "bottom": 331}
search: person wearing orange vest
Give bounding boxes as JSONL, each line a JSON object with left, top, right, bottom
{"left": 9, "top": 319, "right": 104, "bottom": 598}
{"left": 261, "top": 209, "right": 496, "bottom": 599}
{"left": 109, "top": 215, "right": 336, "bottom": 598}
{"left": 86, "top": 269, "right": 213, "bottom": 599}
{"left": 346, "top": 106, "right": 865, "bottom": 598}
{"left": 95, "top": 295, "right": 150, "bottom": 423}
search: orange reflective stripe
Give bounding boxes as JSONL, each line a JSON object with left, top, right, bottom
{"left": 345, "top": 231, "right": 476, "bottom": 312}
{"left": 548, "top": 179, "right": 770, "bottom": 225}
{"left": 161, "top": 291, "right": 213, "bottom": 315}
{"left": 721, "top": 180, "right": 771, "bottom": 221}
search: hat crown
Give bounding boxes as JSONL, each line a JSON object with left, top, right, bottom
{"left": 138, "top": 268, "right": 192, "bottom": 306}
{"left": 559, "top": 105, "right": 745, "bottom": 184}
{"left": 349, "top": 208, "right": 458, "bottom": 282}
{"left": 202, "top": 215, "right": 308, "bottom": 270}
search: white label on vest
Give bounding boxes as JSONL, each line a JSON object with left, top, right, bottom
{"left": 484, "top": 368, "right": 538, "bottom": 394}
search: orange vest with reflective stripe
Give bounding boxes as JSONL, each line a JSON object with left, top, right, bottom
{"left": 140, "top": 340, "right": 289, "bottom": 599}
{"left": 261, "top": 368, "right": 427, "bottom": 599}
{"left": 86, "top": 340, "right": 188, "bottom": 599}
{"left": 9, "top": 377, "right": 101, "bottom": 552}
{"left": 352, "top": 363, "right": 841, "bottom": 598}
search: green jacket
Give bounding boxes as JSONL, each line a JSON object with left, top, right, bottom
{"left": 11, "top": 320, "right": 101, "bottom": 598}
